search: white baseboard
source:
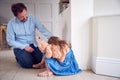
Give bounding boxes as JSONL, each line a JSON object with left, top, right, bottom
{"left": 93, "top": 57, "right": 120, "bottom": 77}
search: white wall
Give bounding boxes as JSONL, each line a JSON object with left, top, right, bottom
{"left": 70, "top": 0, "right": 93, "bottom": 70}
{"left": 69, "top": 0, "right": 120, "bottom": 70}
{"left": 92, "top": 0, "right": 120, "bottom": 77}
{"left": 96, "top": 16, "right": 120, "bottom": 58}
{"left": 0, "top": 3, "right": 13, "bottom": 23}
{"left": 94, "top": 0, "right": 120, "bottom": 16}
{"left": 58, "top": 7, "right": 71, "bottom": 43}
{"left": 92, "top": 15, "right": 120, "bottom": 77}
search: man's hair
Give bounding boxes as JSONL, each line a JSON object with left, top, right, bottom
{"left": 11, "top": 3, "right": 27, "bottom": 16}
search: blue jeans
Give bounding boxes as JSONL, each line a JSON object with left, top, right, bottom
{"left": 13, "top": 44, "right": 43, "bottom": 68}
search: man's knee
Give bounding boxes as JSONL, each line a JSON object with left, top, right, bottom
{"left": 18, "top": 56, "right": 34, "bottom": 68}
{"left": 20, "top": 62, "right": 33, "bottom": 68}
{"left": 13, "top": 48, "right": 34, "bottom": 68}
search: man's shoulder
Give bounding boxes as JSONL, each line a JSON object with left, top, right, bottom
{"left": 8, "top": 17, "right": 16, "bottom": 25}
{"left": 28, "top": 14, "right": 40, "bottom": 23}
{"left": 28, "top": 14, "right": 35, "bottom": 19}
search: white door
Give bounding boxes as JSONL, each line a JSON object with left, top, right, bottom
{"left": 34, "top": 1, "right": 59, "bottom": 40}
{"left": 0, "top": 0, "right": 59, "bottom": 40}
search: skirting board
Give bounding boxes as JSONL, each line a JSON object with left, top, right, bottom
{"left": 92, "top": 57, "right": 120, "bottom": 77}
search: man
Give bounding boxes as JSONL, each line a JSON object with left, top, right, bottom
{"left": 7, "top": 3, "right": 52, "bottom": 68}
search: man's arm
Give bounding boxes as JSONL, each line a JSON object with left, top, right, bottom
{"left": 7, "top": 22, "right": 29, "bottom": 49}
{"left": 34, "top": 17, "right": 53, "bottom": 39}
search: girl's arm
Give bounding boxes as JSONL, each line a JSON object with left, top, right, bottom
{"left": 58, "top": 45, "right": 69, "bottom": 62}
{"left": 45, "top": 45, "right": 52, "bottom": 58}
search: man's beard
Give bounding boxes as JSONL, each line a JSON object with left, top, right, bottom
{"left": 21, "top": 17, "right": 28, "bottom": 22}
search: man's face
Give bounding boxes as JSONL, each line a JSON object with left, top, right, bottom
{"left": 17, "top": 9, "right": 28, "bottom": 22}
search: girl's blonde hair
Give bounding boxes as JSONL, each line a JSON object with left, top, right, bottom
{"left": 48, "top": 36, "right": 71, "bottom": 53}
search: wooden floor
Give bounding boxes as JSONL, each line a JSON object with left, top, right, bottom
{"left": 0, "top": 50, "right": 120, "bottom": 80}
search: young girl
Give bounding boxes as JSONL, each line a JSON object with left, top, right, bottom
{"left": 33, "top": 36, "right": 81, "bottom": 77}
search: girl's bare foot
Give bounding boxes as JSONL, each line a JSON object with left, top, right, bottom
{"left": 37, "top": 70, "right": 53, "bottom": 77}
{"left": 32, "top": 63, "right": 45, "bottom": 69}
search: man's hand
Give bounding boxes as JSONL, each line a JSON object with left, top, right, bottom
{"left": 24, "top": 46, "right": 34, "bottom": 53}
{"left": 36, "top": 37, "right": 41, "bottom": 44}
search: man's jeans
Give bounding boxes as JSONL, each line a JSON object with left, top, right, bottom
{"left": 13, "top": 44, "right": 43, "bottom": 68}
